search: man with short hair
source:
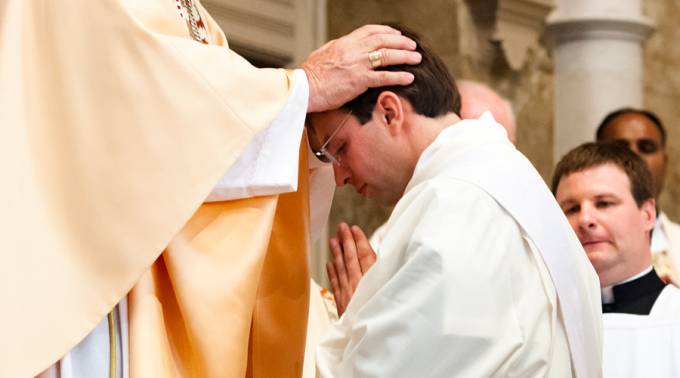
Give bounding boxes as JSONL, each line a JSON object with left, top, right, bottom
{"left": 368, "top": 79, "right": 517, "bottom": 251}
{"left": 596, "top": 108, "right": 680, "bottom": 285}
{"left": 458, "top": 79, "right": 516, "bottom": 143}
{"left": 307, "top": 27, "right": 601, "bottom": 377}
{"left": 553, "top": 142, "right": 680, "bottom": 377}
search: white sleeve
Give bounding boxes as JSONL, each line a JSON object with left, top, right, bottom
{"left": 205, "top": 69, "right": 309, "bottom": 202}
{"left": 368, "top": 223, "right": 388, "bottom": 252}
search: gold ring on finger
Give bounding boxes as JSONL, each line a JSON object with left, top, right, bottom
{"left": 368, "top": 49, "right": 384, "bottom": 68}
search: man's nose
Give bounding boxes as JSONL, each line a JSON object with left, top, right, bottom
{"left": 577, "top": 204, "right": 597, "bottom": 230}
{"left": 333, "top": 163, "right": 351, "bottom": 187}
{"left": 620, "top": 140, "right": 641, "bottom": 155}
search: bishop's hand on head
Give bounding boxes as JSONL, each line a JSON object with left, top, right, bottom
{"left": 302, "top": 24, "right": 422, "bottom": 114}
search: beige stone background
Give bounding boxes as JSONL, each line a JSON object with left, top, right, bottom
{"left": 325, "top": 0, "right": 680, "bottom": 241}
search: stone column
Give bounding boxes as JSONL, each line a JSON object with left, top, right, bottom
{"left": 546, "top": 0, "right": 653, "bottom": 162}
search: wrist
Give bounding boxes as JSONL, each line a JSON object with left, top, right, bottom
{"left": 302, "top": 65, "right": 325, "bottom": 113}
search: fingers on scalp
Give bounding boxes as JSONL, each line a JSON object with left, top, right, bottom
{"left": 368, "top": 71, "right": 415, "bottom": 88}
{"left": 381, "top": 49, "right": 422, "bottom": 66}
{"left": 356, "top": 24, "right": 402, "bottom": 37}
{"left": 366, "top": 34, "right": 417, "bottom": 51}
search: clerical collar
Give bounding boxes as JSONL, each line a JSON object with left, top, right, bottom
{"left": 601, "top": 267, "right": 653, "bottom": 304}
{"left": 601, "top": 267, "right": 667, "bottom": 315}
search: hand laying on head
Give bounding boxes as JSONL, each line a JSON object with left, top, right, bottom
{"left": 326, "top": 222, "right": 377, "bottom": 316}
{"left": 302, "top": 24, "right": 422, "bottom": 113}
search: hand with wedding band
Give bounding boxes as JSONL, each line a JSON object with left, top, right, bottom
{"left": 368, "top": 49, "right": 384, "bottom": 68}
{"left": 301, "top": 24, "right": 422, "bottom": 113}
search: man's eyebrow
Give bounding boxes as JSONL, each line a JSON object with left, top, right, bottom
{"left": 593, "top": 193, "right": 618, "bottom": 200}
{"left": 557, "top": 198, "right": 575, "bottom": 208}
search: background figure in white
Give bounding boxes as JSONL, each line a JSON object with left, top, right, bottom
{"left": 596, "top": 108, "right": 680, "bottom": 286}
{"left": 553, "top": 142, "right": 680, "bottom": 377}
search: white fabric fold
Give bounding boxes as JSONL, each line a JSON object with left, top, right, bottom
{"left": 206, "top": 69, "right": 309, "bottom": 201}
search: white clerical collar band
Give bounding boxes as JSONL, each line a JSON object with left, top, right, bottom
{"left": 601, "top": 266, "right": 653, "bottom": 304}
{"left": 601, "top": 286, "right": 614, "bottom": 304}
{"left": 620, "top": 266, "right": 654, "bottom": 285}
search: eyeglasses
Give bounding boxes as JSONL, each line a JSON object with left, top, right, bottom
{"left": 313, "top": 110, "right": 353, "bottom": 165}
{"left": 612, "top": 138, "right": 661, "bottom": 155}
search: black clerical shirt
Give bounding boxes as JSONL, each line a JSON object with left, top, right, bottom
{"left": 602, "top": 269, "right": 667, "bottom": 315}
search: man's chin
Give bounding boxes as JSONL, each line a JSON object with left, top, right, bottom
{"left": 583, "top": 241, "right": 611, "bottom": 254}
{"left": 372, "top": 192, "right": 401, "bottom": 207}
{"left": 585, "top": 248, "right": 614, "bottom": 267}
{"left": 355, "top": 184, "right": 404, "bottom": 206}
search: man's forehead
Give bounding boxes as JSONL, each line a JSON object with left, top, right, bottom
{"left": 602, "top": 113, "right": 662, "bottom": 141}
{"left": 560, "top": 164, "right": 631, "bottom": 196}
{"left": 307, "top": 110, "right": 345, "bottom": 137}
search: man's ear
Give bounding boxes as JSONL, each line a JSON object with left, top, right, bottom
{"left": 640, "top": 198, "right": 657, "bottom": 232}
{"left": 374, "top": 91, "right": 404, "bottom": 135}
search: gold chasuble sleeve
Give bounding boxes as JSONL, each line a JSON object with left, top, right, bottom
{"left": 129, "top": 140, "right": 311, "bottom": 378}
{"left": 0, "top": 0, "right": 296, "bottom": 376}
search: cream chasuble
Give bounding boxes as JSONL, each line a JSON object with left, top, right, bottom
{"left": 0, "top": 0, "right": 312, "bottom": 376}
{"left": 318, "top": 114, "right": 602, "bottom": 377}
{"left": 128, "top": 139, "right": 312, "bottom": 378}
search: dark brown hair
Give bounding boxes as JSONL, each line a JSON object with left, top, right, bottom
{"left": 551, "top": 142, "right": 654, "bottom": 207}
{"left": 596, "top": 107, "right": 666, "bottom": 146}
{"left": 342, "top": 23, "right": 460, "bottom": 123}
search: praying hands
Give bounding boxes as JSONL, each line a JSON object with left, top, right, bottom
{"left": 326, "top": 223, "right": 377, "bottom": 316}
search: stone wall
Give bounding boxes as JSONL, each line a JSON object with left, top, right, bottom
{"left": 643, "top": 0, "right": 680, "bottom": 220}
